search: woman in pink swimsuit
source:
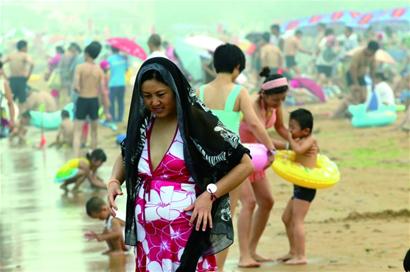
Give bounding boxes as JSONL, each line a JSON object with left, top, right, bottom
{"left": 237, "top": 68, "right": 289, "bottom": 268}
{"left": 106, "top": 57, "right": 254, "bottom": 272}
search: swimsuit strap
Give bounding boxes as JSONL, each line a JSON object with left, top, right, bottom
{"left": 224, "top": 85, "right": 242, "bottom": 111}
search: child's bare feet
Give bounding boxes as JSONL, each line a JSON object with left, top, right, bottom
{"left": 238, "top": 257, "right": 261, "bottom": 268}
{"left": 284, "top": 257, "right": 307, "bottom": 265}
{"left": 251, "top": 253, "right": 273, "bottom": 262}
{"left": 276, "top": 253, "right": 293, "bottom": 262}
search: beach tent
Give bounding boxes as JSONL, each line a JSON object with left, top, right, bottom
{"left": 353, "top": 8, "right": 409, "bottom": 30}
{"left": 368, "top": 7, "right": 409, "bottom": 30}
{"left": 320, "top": 11, "right": 361, "bottom": 27}
{"left": 281, "top": 11, "right": 360, "bottom": 31}
{"left": 281, "top": 11, "right": 361, "bottom": 34}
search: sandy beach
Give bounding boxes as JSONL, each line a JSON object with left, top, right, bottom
{"left": 1, "top": 80, "right": 409, "bottom": 272}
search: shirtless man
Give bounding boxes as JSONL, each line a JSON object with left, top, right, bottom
{"left": 260, "top": 32, "right": 283, "bottom": 74}
{"left": 283, "top": 30, "right": 311, "bottom": 76}
{"left": 3, "top": 40, "right": 34, "bottom": 110}
{"left": 332, "top": 41, "right": 379, "bottom": 118}
{"left": 72, "top": 41, "right": 110, "bottom": 156}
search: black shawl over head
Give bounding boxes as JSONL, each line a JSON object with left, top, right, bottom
{"left": 122, "top": 57, "right": 250, "bottom": 271}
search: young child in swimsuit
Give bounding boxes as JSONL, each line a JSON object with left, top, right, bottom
{"left": 85, "top": 196, "right": 128, "bottom": 255}
{"left": 57, "top": 148, "right": 108, "bottom": 193}
{"left": 278, "top": 108, "right": 318, "bottom": 265}
{"left": 51, "top": 110, "right": 73, "bottom": 148}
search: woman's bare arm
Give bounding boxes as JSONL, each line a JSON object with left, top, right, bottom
{"left": 239, "top": 90, "right": 275, "bottom": 151}
{"left": 274, "top": 107, "right": 289, "bottom": 140}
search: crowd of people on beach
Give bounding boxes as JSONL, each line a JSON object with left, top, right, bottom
{"left": 1, "top": 21, "right": 409, "bottom": 272}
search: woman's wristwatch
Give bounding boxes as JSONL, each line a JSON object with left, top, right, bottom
{"left": 206, "top": 183, "right": 218, "bottom": 201}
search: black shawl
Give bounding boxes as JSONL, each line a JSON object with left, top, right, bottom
{"left": 121, "top": 57, "right": 249, "bottom": 271}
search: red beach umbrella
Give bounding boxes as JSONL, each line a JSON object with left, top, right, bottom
{"left": 107, "top": 37, "right": 147, "bottom": 60}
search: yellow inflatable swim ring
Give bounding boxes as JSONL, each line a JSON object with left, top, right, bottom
{"left": 55, "top": 158, "right": 89, "bottom": 183}
{"left": 272, "top": 150, "right": 340, "bottom": 189}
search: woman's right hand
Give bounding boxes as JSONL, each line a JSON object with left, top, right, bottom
{"left": 107, "top": 180, "right": 123, "bottom": 217}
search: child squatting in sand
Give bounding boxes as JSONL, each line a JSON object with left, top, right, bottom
{"left": 57, "top": 148, "right": 108, "bottom": 193}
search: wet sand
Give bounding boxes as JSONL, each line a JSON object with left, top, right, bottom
{"left": 0, "top": 89, "right": 409, "bottom": 271}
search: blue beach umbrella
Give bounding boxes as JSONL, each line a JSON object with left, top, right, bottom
{"left": 173, "top": 39, "right": 203, "bottom": 82}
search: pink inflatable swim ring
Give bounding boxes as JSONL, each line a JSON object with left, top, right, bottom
{"left": 243, "top": 143, "right": 269, "bottom": 171}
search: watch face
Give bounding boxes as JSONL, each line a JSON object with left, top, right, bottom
{"left": 207, "top": 183, "right": 217, "bottom": 193}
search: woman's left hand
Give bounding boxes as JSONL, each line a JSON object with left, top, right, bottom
{"left": 184, "top": 192, "right": 213, "bottom": 231}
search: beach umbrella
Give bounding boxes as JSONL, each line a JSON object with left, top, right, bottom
{"left": 290, "top": 77, "right": 326, "bottom": 102}
{"left": 346, "top": 47, "right": 396, "bottom": 64}
{"left": 321, "top": 11, "right": 361, "bottom": 26}
{"left": 106, "top": 37, "right": 147, "bottom": 60}
{"left": 245, "top": 32, "right": 264, "bottom": 44}
{"left": 281, "top": 11, "right": 361, "bottom": 33}
{"left": 184, "top": 35, "right": 224, "bottom": 52}
{"left": 353, "top": 10, "right": 388, "bottom": 28}
{"left": 281, "top": 14, "right": 328, "bottom": 33}
{"left": 368, "top": 7, "right": 410, "bottom": 30}
{"left": 281, "top": 19, "right": 306, "bottom": 32}
{"left": 173, "top": 39, "right": 203, "bottom": 82}
{"left": 236, "top": 39, "right": 256, "bottom": 55}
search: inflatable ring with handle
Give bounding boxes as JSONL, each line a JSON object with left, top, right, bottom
{"left": 272, "top": 150, "right": 340, "bottom": 189}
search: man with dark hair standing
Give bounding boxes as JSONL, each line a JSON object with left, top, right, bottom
{"left": 342, "top": 26, "right": 359, "bottom": 52}
{"left": 147, "top": 33, "right": 167, "bottom": 59}
{"left": 270, "top": 24, "right": 283, "bottom": 50}
{"left": 3, "top": 40, "right": 34, "bottom": 109}
{"left": 72, "top": 41, "right": 110, "bottom": 156}
{"left": 332, "top": 41, "right": 380, "bottom": 118}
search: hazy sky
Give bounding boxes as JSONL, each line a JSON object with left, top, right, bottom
{"left": 1, "top": 0, "right": 408, "bottom": 37}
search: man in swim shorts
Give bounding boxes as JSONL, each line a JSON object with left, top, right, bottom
{"left": 283, "top": 30, "right": 311, "bottom": 76}
{"left": 332, "top": 41, "right": 379, "bottom": 118}
{"left": 72, "top": 41, "right": 110, "bottom": 156}
{"left": 3, "top": 40, "right": 34, "bottom": 110}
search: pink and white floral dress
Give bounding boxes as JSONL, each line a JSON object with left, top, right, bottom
{"left": 135, "top": 121, "right": 217, "bottom": 272}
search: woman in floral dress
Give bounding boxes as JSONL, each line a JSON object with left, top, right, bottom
{"left": 106, "top": 57, "right": 253, "bottom": 272}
